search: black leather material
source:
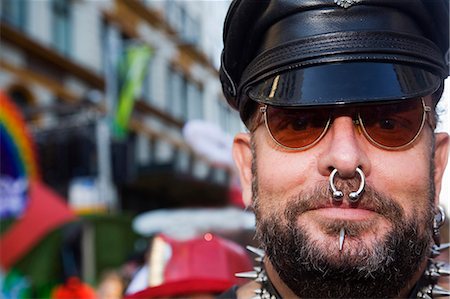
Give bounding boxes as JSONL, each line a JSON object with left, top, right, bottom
{"left": 247, "top": 62, "right": 440, "bottom": 106}
{"left": 219, "top": 0, "right": 449, "bottom": 125}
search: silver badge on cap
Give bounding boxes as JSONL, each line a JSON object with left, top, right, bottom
{"left": 334, "top": 0, "right": 362, "bottom": 8}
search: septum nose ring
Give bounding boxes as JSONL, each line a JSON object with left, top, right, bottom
{"left": 329, "top": 167, "right": 365, "bottom": 203}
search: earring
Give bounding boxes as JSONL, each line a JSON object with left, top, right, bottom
{"left": 432, "top": 206, "right": 446, "bottom": 246}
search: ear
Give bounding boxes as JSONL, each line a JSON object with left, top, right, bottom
{"left": 232, "top": 133, "right": 254, "bottom": 206}
{"left": 433, "top": 132, "right": 449, "bottom": 205}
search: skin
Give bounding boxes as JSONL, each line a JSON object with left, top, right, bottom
{"left": 232, "top": 102, "right": 449, "bottom": 298}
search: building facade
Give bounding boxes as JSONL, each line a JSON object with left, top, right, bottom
{"left": 1, "top": 0, "right": 240, "bottom": 212}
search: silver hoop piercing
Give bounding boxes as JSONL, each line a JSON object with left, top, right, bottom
{"left": 329, "top": 167, "right": 365, "bottom": 203}
{"left": 329, "top": 169, "right": 344, "bottom": 201}
{"left": 349, "top": 167, "right": 365, "bottom": 202}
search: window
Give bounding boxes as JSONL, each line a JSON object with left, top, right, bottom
{"left": 141, "top": 59, "right": 155, "bottom": 104}
{"left": 165, "top": 68, "right": 203, "bottom": 121}
{"left": 187, "top": 83, "right": 203, "bottom": 120}
{"left": 51, "top": 0, "right": 72, "bottom": 56}
{"left": 182, "top": 11, "right": 200, "bottom": 45}
{"left": 1, "top": 0, "right": 27, "bottom": 30}
{"left": 165, "top": 1, "right": 182, "bottom": 31}
{"left": 165, "top": 1, "right": 201, "bottom": 46}
{"left": 166, "top": 67, "right": 190, "bottom": 120}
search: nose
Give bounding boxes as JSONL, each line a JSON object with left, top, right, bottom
{"left": 317, "top": 116, "right": 371, "bottom": 178}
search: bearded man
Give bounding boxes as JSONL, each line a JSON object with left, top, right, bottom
{"left": 218, "top": 0, "right": 450, "bottom": 298}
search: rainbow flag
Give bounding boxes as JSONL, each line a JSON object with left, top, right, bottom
{"left": 0, "top": 90, "right": 40, "bottom": 218}
{"left": 0, "top": 91, "right": 40, "bottom": 179}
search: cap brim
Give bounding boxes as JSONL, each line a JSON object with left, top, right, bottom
{"left": 247, "top": 62, "right": 441, "bottom": 107}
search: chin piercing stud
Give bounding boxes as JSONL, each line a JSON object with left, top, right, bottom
{"left": 339, "top": 228, "right": 345, "bottom": 251}
{"left": 329, "top": 167, "right": 366, "bottom": 203}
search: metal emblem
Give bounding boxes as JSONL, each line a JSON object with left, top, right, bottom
{"left": 334, "top": 0, "right": 362, "bottom": 8}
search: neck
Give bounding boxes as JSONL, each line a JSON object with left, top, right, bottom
{"left": 263, "top": 258, "right": 299, "bottom": 299}
{"left": 397, "top": 258, "right": 429, "bottom": 298}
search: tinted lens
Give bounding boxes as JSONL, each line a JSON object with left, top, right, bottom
{"left": 359, "top": 99, "right": 425, "bottom": 148}
{"left": 266, "top": 106, "right": 330, "bottom": 149}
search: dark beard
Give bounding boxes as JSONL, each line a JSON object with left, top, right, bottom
{"left": 253, "top": 179, "right": 435, "bottom": 299}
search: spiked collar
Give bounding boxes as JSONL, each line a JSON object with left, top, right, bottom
{"left": 236, "top": 244, "right": 450, "bottom": 299}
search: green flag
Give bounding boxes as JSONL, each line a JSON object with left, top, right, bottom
{"left": 113, "top": 45, "right": 152, "bottom": 139}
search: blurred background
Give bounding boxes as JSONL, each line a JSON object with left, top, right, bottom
{"left": 0, "top": 0, "right": 449, "bottom": 298}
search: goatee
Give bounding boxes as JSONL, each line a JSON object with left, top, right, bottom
{"left": 253, "top": 180, "right": 434, "bottom": 298}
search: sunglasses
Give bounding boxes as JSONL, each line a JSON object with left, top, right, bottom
{"left": 260, "top": 98, "right": 431, "bottom": 151}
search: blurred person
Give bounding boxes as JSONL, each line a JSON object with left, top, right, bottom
{"left": 124, "top": 233, "right": 252, "bottom": 299}
{"left": 218, "top": 0, "right": 450, "bottom": 298}
{"left": 96, "top": 270, "right": 125, "bottom": 299}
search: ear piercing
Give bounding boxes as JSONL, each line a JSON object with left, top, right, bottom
{"left": 432, "top": 206, "right": 446, "bottom": 246}
{"left": 329, "top": 167, "right": 365, "bottom": 203}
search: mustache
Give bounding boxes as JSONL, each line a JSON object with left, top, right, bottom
{"left": 284, "top": 178, "right": 404, "bottom": 224}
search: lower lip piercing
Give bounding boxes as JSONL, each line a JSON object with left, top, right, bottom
{"left": 339, "top": 227, "right": 345, "bottom": 251}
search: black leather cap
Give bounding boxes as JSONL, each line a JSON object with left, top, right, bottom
{"left": 219, "top": 0, "right": 449, "bottom": 125}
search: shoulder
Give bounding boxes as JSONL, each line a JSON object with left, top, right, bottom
{"left": 216, "top": 281, "right": 262, "bottom": 299}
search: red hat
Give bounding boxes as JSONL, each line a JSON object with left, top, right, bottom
{"left": 125, "top": 233, "right": 252, "bottom": 298}
{"left": 51, "top": 277, "right": 96, "bottom": 299}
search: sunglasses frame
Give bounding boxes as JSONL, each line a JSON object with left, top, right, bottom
{"left": 260, "top": 98, "right": 431, "bottom": 151}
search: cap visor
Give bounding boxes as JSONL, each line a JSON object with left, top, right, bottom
{"left": 247, "top": 62, "right": 440, "bottom": 107}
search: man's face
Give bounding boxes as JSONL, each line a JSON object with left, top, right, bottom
{"left": 233, "top": 101, "right": 449, "bottom": 298}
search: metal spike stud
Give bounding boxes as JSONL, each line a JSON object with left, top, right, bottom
{"left": 425, "top": 262, "right": 450, "bottom": 281}
{"left": 255, "top": 275, "right": 268, "bottom": 283}
{"left": 417, "top": 285, "right": 433, "bottom": 299}
{"left": 436, "top": 262, "right": 450, "bottom": 276}
{"left": 235, "top": 271, "right": 258, "bottom": 279}
{"left": 431, "top": 248, "right": 441, "bottom": 258}
{"left": 420, "top": 294, "right": 433, "bottom": 299}
{"left": 431, "top": 285, "right": 450, "bottom": 297}
{"left": 431, "top": 242, "right": 450, "bottom": 257}
{"left": 425, "top": 263, "right": 441, "bottom": 280}
{"left": 254, "top": 289, "right": 263, "bottom": 295}
{"left": 254, "top": 256, "right": 263, "bottom": 263}
{"left": 436, "top": 242, "right": 450, "bottom": 251}
{"left": 247, "top": 246, "right": 265, "bottom": 258}
{"left": 339, "top": 228, "right": 345, "bottom": 251}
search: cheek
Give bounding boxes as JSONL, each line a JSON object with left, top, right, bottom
{"left": 256, "top": 149, "right": 316, "bottom": 193}
{"left": 254, "top": 147, "right": 319, "bottom": 216}
{"left": 370, "top": 149, "right": 432, "bottom": 216}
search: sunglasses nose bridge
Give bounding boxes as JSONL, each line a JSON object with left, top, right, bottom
{"left": 329, "top": 113, "right": 363, "bottom": 135}
{"left": 329, "top": 115, "right": 361, "bottom": 133}
{"left": 319, "top": 115, "right": 371, "bottom": 178}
